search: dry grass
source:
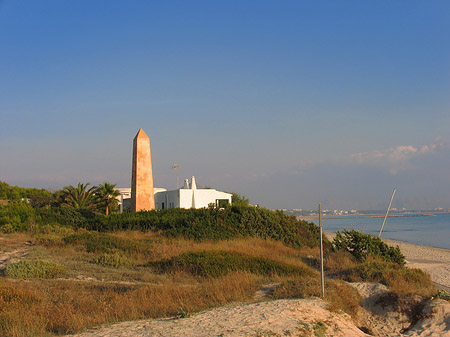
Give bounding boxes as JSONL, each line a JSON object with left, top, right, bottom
{"left": 0, "top": 232, "right": 33, "bottom": 252}
{"left": 0, "top": 229, "right": 436, "bottom": 337}
{"left": 270, "top": 274, "right": 362, "bottom": 318}
{"left": 325, "top": 252, "right": 435, "bottom": 297}
{"left": 0, "top": 272, "right": 261, "bottom": 336}
{"left": 111, "top": 230, "right": 311, "bottom": 267}
{"left": 1, "top": 230, "right": 315, "bottom": 336}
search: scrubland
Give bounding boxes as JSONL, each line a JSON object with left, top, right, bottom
{"left": 0, "top": 206, "right": 440, "bottom": 337}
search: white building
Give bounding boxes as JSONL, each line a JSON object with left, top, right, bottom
{"left": 116, "top": 187, "right": 167, "bottom": 212}
{"left": 116, "top": 176, "right": 232, "bottom": 211}
{"left": 154, "top": 176, "right": 232, "bottom": 210}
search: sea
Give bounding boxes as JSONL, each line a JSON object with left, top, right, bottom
{"left": 308, "top": 212, "right": 450, "bottom": 250}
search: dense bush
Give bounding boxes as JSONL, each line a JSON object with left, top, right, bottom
{"left": 54, "top": 207, "right": 97, "bottom": 228}
{"left": 149, "top": 250, "right": 311, "bottom": 278}
{"left": 0, "top": 202, "right": 36, "bottom": 231}
{"left": 0, "top": 203, "right": 88, "bottom": 233}
{"left": 5, "top": 260, "right": 67, "bottom": 279}
{"left": 83, "top": 206, "right": 321, "bottom": 248}
{"left": 1, "top": 186, "right": 322, "bottom": 249}
{"left": 332, "top": 229, "right": 405, "bottom": 265}
{"left": 0, "top": 180, "right": 52, "bottom": 202}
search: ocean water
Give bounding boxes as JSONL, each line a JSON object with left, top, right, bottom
{"left": 309, "top": 213, "right": 450, "bottom": 250}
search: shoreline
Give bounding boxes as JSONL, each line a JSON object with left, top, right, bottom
{"left": 325, "top": 232, "right": 450, "bottom": 291}
{"left": 301, "top": 213, "right": 436, "bottom": 220}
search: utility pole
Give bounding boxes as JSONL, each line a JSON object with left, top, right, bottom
{"left": 172, "top": 164, "right": 179, "bottom": 189}
{"left": 379, "top": 188, "right": 397, "bottom": 238}
{"left": 319, "top": 202, "right": 325, "bottom": 298}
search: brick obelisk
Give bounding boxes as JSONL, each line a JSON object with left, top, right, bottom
{"left": 131, "top": 128, "right": 155, "bottom": 212}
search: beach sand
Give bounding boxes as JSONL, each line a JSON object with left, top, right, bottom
{"left": 64, "top": 237, "right": 450, "bottom": 337}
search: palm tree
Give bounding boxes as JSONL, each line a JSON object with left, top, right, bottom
{"left": 61, "top": 183, "right": 98, "bottom": 211}
{"left": 95, "top": 182, "right": 120, "bottom": 216}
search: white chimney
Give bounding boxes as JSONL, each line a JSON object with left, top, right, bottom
{"left": 191, "top": 176, "right": 197, "bottom": 208}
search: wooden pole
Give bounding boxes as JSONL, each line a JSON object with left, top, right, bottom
{"left": 319, "top": 202, "right": 325, "bottom": 298}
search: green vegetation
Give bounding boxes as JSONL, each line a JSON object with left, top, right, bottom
{"left": 332, "top": 229, "right": 406, "bottom": 265}
{"left": 95, "top": 182, "right": 120, "bottom": 215}
{"left": 342, "top": 259, "right": 433, "bottom": 296}
{"left": 231, "top": 192, "right": 250, "bottom": 206}
{"left": 0, "top": 181, "right": 52, "bottom": 203}
{"left": 0, "top": 181, "right": 319, "bottom": 249}
{"left": 60, "top": 183, "right": 98, "bottom": 211}
{"left": 93, "top": 252, "right": 130, "bottom": 268}
{"left": 436, "top": 289, "right": 450, "bottom": 301}
{"left": 313, "top": 321, "right": 327, "bottom": 337}
{"left": 63, "top": 231, "right": 143, "bottom": 254}
{"left": 84, "top": 206, "right": 321, "bottom": 248}
{"left": 5, "top": 260, "right": 68, "bottom": 279}
{"left": 0, "top": 202, "right": 36, "bottom": 232}
{"left": 149, "top": 250, "right": 311, "bottom": 278}
{"left": 0, "top": 181, "right": 438, "bottom": 337}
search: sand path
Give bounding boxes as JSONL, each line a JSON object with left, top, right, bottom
{"left": 0, "top": 239, "right": 30, "bottom": 272}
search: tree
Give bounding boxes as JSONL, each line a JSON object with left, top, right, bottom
{"left": 231, "top": 193, "right": 249, "bottom": 206}
{"left": 61, "top": 183, "right": 98, "bottom": 211}
{"left": 29, "top": 192, "right": 53, "bottom": 208}
{"left": 95, "top": 182, "right": 120, "bottom": 216}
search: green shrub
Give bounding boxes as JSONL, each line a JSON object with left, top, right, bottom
{"left": 332, "top": 229, "right": 405, "bottom": 265}
{"left": 64, "top": 231, "right": 142, "bottom": 254}
{"left": 0, "top": 223, "right": 14, "bottom": 233}
{"left": 436, "top": 290, "right": 450, "bottom": 301}
{"left": 35, "top": 223, "right": 75, "bottom": 236}
{"left": 93, "top": 252, "right": 130, "bottom": 268}
{"left": 84, "top": 206, "right": 321, "bottom": 248}
{"left": 55, "top": 207, "right": 97, "bottom": 228}
{"left": 0, "top": 202, "right": 36, "bottom": 232}
{"left": 5, "top": 260, "right": 67, "bottom": 279}
{"left": 149, "top": 250, "right": 311, "bottom": 278}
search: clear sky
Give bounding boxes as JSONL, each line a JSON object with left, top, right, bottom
{"left": 1, "top": 1, "right": 449, "bottom": 210}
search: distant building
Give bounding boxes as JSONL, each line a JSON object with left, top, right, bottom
{"left": 116, "top": 176, "right": 232, "bottom": 212}
{"left": 154, "top": 176, "right": 232, "bottom": 210}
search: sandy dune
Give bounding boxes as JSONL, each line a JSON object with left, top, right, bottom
{"left": 66, "top": 298, "right": 371, "bottom": 337}
{"left": 65, "top": 283, "right": 450, "bottom": 337}
{"left": 64, "top": 236, "right": 450, "bottom": 337}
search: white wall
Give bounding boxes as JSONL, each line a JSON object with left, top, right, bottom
{"left": 155, "top": 188, "right": 232, "bottom": 210}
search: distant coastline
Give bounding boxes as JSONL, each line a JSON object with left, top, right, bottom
{"left": 301, "top": 213, "right": 436, "bottom": 220}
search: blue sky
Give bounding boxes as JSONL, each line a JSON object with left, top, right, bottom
{"left": 1, "top": 1, "right": 449, "bottom": 209}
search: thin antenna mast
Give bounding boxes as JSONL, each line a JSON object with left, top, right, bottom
{"left": 379, "top": 188, "right": 397, "bottom": 238}
{"left": 172, "top": 164, "right": 179, "bottom": 189}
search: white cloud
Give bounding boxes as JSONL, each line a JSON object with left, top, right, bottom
{"left": 350, "top": 140, "right": 445, "bottom": 174}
